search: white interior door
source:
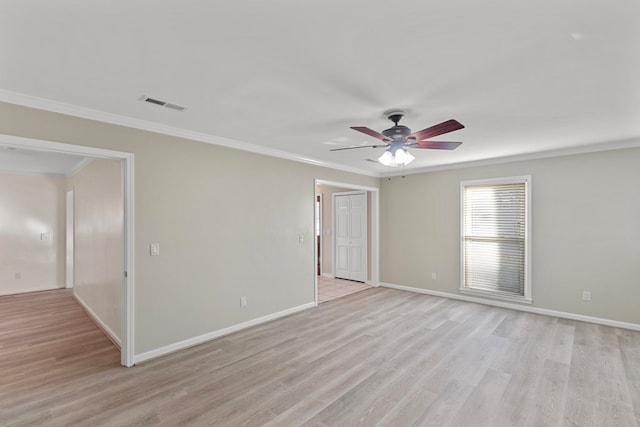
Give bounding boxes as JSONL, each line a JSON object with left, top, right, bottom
{"left": 334, "top": 192, "right": 367, "bottom": 282}
{"left": 335, "top": 195, "right": 350, "bottom": 279}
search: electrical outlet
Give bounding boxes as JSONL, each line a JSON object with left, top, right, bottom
{"left": 582, "top": 291, "right": 591, "bottom": 301}
{"left": 240, "top": 296, "right": 247, "bottom": 307}
{"left": 15, "top": 272, "right": 21, "bottom": 280}
{"left": 431, "top": 272, "right": 437, "bottom": 280}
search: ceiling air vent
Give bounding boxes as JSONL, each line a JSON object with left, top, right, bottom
{"left": 164, "top": 103, "right": 186, "bottom": 112}
{"left": 140, "top": 95, "right": 187, "bottom": 112}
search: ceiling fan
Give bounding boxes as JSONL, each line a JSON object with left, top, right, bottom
{"left": 331, "top": 111, "right": 464, "bottom": 167}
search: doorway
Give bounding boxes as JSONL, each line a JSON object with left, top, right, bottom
{"left": 314, "top": 179, "right": 379, "bottom": 305}
{"left": 0, "top": 134, "right": 135, "bottom": 367}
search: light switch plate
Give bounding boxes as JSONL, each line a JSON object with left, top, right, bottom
{"left": 150, "top": 243, "right": 160, "bottom": 256}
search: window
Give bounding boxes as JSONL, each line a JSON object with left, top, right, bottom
{"left": 461, "top": 176, "right": 531, "bottom": 302}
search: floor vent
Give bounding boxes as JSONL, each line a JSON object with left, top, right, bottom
{"left": 140, "top": 95, "right": 187, "bottom": 112}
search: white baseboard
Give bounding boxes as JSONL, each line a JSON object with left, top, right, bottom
{"left": 0, "top": 284, "right": 64, "bottom": 296}
{"left": 321, "top": 273, "right": 335, "bottom": 279}
{"left": 380, "top": 282, "right": 640, "bottom": 331}
{"left": 134, "top": 301, "right": 316, "bottom": 365}
{"left": 73, "top": 293, "right": 122, "bottom": 348}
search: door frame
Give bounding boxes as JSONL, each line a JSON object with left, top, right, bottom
{"left": 332, "top": 191, "right": 367, "bottom": 282}
{"left": 314, "top": 179, "right": 379, "bottom": 306}
{"left": 316, "top": 193, "right": 323, "bottom": 277}
{"left": 0, "top": 134, "right": 135, "bottom": 367}
{"left": 65, "top": 189, "right": 74, "bottom": 288}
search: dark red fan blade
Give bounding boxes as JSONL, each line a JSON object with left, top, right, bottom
{"left": 408, "top": 119, "right": 464, "bottom": 141}
{"left": 413, "top": 141, "right": 462, "bottom": 150}
{"left": 350, "top": 126, "right": 392, "bottom": 142}
{"left": 330, "top": 144, "right": 388, "bottom": 151}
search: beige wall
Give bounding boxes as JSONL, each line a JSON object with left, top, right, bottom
{"left": 69, "top": 159, "right": 123, "bottom": 341}
{"left": 380, "top": 147, "right": 640, "bottom": 324}
{"left": 0, "top": 173, "right": 65, "bottom": 295}
{"left": 5, "top": 97, "right": 635, "bottom": 357}
{"left": 0, "top": 101, "right": 379, "bottom": 354}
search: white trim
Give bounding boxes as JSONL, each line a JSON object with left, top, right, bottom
{"left": 65, "top": 189, "right": 74, "bottom": 289}
{"left": 313, "top": 190, "right": 322, "bottom": 306}
{"left": 332, "top": 190, "right": 367, "bottom": 196}
{"left": 316, "top": 180, "right": 376, "bottom": 193}
{"left": 0, "top": 133, "right": 135, "bottom": 367}
{"left": 134, "top": 302, "right": 316, "bottom": 364}
{"left": 459, "top": 288, "right": 532, "bottom": 304}
{"left": 380, "top": 282, "right": 640, "bottom": 331}
{"left": 0, "top": 134, "right": 131, "bottom": 159}
{"left": 122, "top": 154, "right": 135, "bottom": 367}
{"left": 73, "top": 292, "right": 122, "bottom": 348}
{"left": 317, "top": 192, "right": 323, "bottom": 278}
{"left": 382, "top": 138, "right": 640, "bottom": 177}
{"left": 322, "top": 273, "right": 335, "bottom": 279}
{"left": 461, "top": 175, "right": 532, "bottom": 187}
{"left": 0, "top": 89, "right": 377, "bottom": 178}
{"left": 0, "top": 285, "right": 64, "bottom": 296}
{"left": 370, "top": 190, "right": 380, "bottom": 286}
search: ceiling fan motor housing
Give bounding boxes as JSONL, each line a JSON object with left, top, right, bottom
{"left": 383, "top": 125, "right": 411, "bottom": 139}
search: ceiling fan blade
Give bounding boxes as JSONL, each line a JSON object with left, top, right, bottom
{"left": 330, "top": 144, "right": 388, "bottom": 152}
{"left": 412, "top": 141, "right": 462, "bottom": 150}
{"left": 350, "top": 126, "right": 392, "bottom": 142}
{"left": 408, "top": 119, "right": 464, "bottom": 141}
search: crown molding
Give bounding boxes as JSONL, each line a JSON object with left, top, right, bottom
{"left": 66, "top": 157, "right": 94, "bottom": 177}
{"left": 0, "top": 89, "right": 380, "bottom": 178}
{"left": 381, "top": 137, "right": 640, "bottom": 177}
{"left": 4, "top": 89, "right": 637, "bottom": 180}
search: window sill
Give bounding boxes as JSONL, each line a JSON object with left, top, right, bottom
{"left": 459, "top": 288, "right": 532, "bottom": 305}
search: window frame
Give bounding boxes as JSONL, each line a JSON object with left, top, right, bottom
{"left": 460, "top": 175, "right": 532, "bottom": 304}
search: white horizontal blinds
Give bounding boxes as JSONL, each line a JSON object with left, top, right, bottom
{"left": 463, "top": 182, "right": 526, "bottom": 296}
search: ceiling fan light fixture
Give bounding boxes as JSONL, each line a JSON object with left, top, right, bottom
{"left": 378, "top": 147, "right": 415, "bottom": 167}
{"left": 378, "top": 150, "right": 395, "bottom": 167}
{"left": 395, "top": 148, "right": 407, "bottom": 164}
{"left": 404, "top": 150, "right": 416, "bottom": 165}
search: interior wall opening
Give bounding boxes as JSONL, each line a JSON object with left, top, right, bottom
{"left": 314, "top": 179, "right": 379, "bottom": 305}
{"left": 0, "top": 134, "right": 134, "bottom": 367}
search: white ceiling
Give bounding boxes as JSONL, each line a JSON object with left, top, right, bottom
{"left": 1, "top": 1, "right": 639, "bottom": 176}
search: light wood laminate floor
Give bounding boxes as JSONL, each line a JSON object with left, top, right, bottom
{"left": 1, "top": 287, "right": 639, "bottom": 426}
{"left": 317, "top": 276, "right": 372, "bottom": 303}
